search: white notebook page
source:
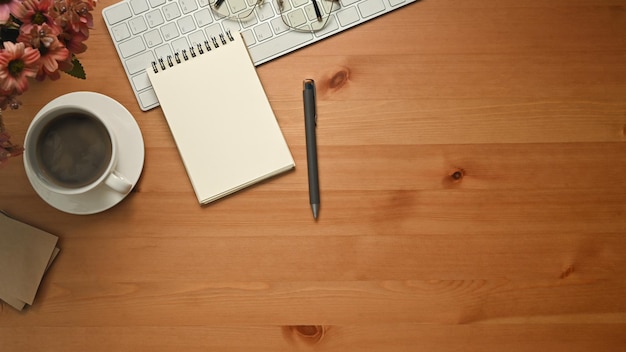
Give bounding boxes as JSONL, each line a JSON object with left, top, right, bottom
{"left": 147, "top": 32, "right": 295, "bottom": 204}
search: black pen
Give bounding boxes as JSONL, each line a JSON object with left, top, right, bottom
{"left": 303, "top": 79, "right": 320, "bottom": 220}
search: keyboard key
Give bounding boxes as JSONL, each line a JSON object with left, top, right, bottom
{"left": 130, "top": 0, "right": 150, "bottom": 14}
{"left": 277, "top": 0, "right": 291, "bottom": 12}
{"left": 314, "top": 13, "right": 338, "bottom": 37}
{"left": 178, "top": 15, "right": 197, "bottom": 33}
{"left": 125, "top": 51, "right": 155, "bottom": 74}
{"left": 180, "top": 0, "right": 199, "bottom": 13}
{"left": 241, "top": 29, "right": 256, "bottom": 45}
{"left": 337, "top": 7, "right": 359, "bottom": 26}
{"left": 132, "top": 71, "right": 151, "bottom": 91}
{"left": 292, "top": 0, "right": 308, "bottom": 7}
{"left": 286, "top": 8, "right": 307, "bottom": 27}
{"left": 221, "top": 20, "right": 241, "bottom": 35}
{"left": 163, "top": 2, "right": 182, "bottom": 20}
{"left": 389, "top": 0, "right": 405, "bottom": 6}
{"left": 104, "top": 3, "right": 132, "bottom": 25}
{"left": 270, "top": 17, "right": 289, "bottom": 34}
{"left": 241, "top": 14, "right": 259, "bottom": 29}
{"left": 138, "top": 89, "right": 159, "bottom": 109}
{"left": 257, "top": 3, "right": 275, "bottom": 21}
{"left": 304, "top": 3, "right": 320, "bottom": 21}
{"left": 146, "top": 9, "right": 165, "bottom": 27}
{"left": 148, "top": 0, "right": 166, "bottom": 7}
{"left": 203, "top": 23, "right": 224, "bottom": 41}
{"left": 172, "top": 37, "right": 191, "bottom": 53}
{"left": 194, "top": 8, "right": 213, "bottom": 27}
{"left": 161, "top": 22, "right": 180, "bottom": 40}
{"left": 228, "top": 0, "right": 248, "bottom": 14}
{"left": 119, "top": 37, "right": 146, "bottom": 58}
{"left": 111, "top": 23, "right": 131, "bottom": 41}
{"left": 248, "top": 30, "right": 313, "bottom": 63}
{"left": 129, "top": 16, "right": 148, "bottom": 34}
{"left": 188, "top": 30, "right": 208, "bottom": 46}
{"left": 358, "top": 0, "right": 385, "bottom": 17}
{"left": 144, "top": 29, "right": 163, "bottom": 47}
{"left": 254, "top": 22, "right": 273, "bottom": 41}
{"left": 155, "top": 44, "right": 174, "bottom": 60}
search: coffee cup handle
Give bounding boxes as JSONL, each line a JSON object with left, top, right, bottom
{"left": 104, "top": 171, "right": 133, "bottom": 194}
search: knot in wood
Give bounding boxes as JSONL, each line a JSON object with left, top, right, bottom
{"left": 329, "top": 68, "right": 350, "bottom": 89}
{"left": 449, "top": 168, "right": 465, "bottom": 182}
{"left": 283, "top": 325, "right": 327, "bottom": 345}
{"left": 560, "top": 264, "right": 575, "bottom": 279}
{"left": 295, "top": 325, "right": 325, "bottom": 340}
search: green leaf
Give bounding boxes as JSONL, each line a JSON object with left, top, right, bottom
{"left": 63, "top": 56, "right": 87, "bottom": 79}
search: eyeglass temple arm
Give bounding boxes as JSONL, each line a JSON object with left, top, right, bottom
{"left": 311, "top": 0, "right": 323, "bottom": 21}
{"left": 215, "top": 0, "right": 225, "bottom": 8}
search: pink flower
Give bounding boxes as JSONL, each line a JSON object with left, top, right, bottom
{"left": 0, "top": 0, "right": 96, "bottom": 165}
{"left": 16, "top": 0, "right": 62, "bottom": 36}
{"left": 0, "top": 0, "right": 22, "bottom": 24}
{"left": 0, "top": 42, "right": 41, "bottom": 94}
{"left": 51, "top": 0, "right": 94, "bottom": 36}
{"left": 59, "top": 27, "right": 88, "bottom": 54}
{"left": 34, "top": 33, "right": 70, "bottom": 81}
{"left": 18, "top": 23, "right": 57, "bottom": 49}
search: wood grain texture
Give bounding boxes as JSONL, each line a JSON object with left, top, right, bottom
{"left": 1, "top": 0, "right": 626, "bottom": 350}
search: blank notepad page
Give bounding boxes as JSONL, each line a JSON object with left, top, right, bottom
{"left": 147, "top": 31, "right": 295, "bottom": 204}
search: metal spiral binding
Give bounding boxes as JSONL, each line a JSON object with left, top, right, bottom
{"left": 151, "top": 30, "right": 235, "bottom": 74}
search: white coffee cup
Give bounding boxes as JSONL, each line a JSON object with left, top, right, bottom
{"left": 23, "top": 105, "right": 132, "bottom": 196}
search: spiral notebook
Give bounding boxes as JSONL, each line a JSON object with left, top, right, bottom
{"left": 147, "top": 31, "right": 295, "bottom": 204}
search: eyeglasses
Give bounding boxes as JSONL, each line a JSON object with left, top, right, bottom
{"left": 210, "top": 0, "right": 340, "bottom": 33}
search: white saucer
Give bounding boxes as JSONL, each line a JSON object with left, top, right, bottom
{"left": 24, "top": 92, "right": 145, "bottom": 215}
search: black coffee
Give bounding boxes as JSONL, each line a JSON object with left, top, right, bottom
{"left": 35, "top": 112, "right": 113, "bottom": 188}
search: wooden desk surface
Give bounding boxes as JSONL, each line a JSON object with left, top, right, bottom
{"left": 1, "top": 0, "right": 625, "bottom": 350}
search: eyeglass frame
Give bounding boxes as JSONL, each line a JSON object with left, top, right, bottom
{"left": 209, "top": 0, "right": 340, "bottom": 33}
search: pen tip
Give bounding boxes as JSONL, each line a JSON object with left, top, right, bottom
{"left": 311, "top": 204, "right": 320, "bottom": 220}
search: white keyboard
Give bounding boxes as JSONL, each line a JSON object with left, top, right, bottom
{"left": 103, "top": 0, "right": 418, "bottom": 111}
